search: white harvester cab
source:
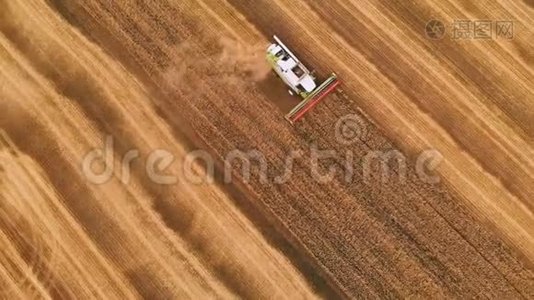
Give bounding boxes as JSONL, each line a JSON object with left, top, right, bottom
{"left": 267, "top": 36, "right": 317, "bottom": 97}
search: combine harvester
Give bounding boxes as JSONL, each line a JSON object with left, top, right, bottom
{"left": 266, "top": 35, "right": 340, "bottom": 124}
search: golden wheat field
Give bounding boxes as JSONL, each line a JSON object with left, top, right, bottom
{"left": 0, "top": 0, "right": 533, "bottom": 298}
